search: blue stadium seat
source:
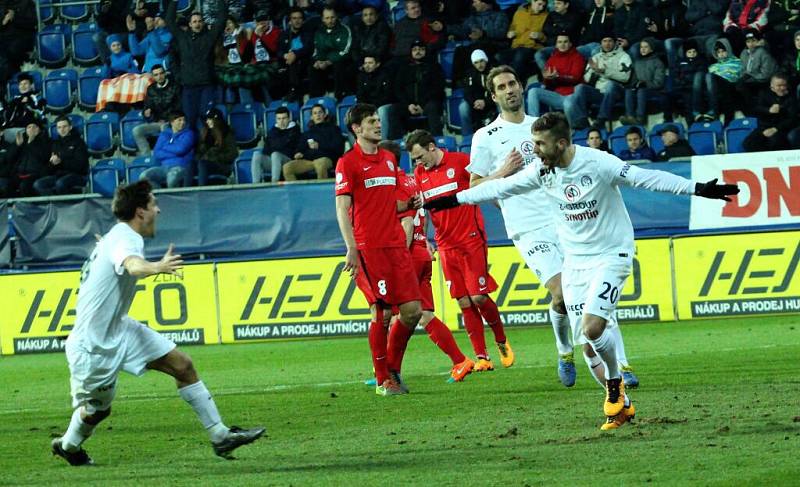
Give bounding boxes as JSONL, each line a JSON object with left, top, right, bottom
{"left": 609, "top": 124, "right": 646, "bottom": 156}
{"left": 91, "top": 158, "right": 126, "bottom": 196}
{"left": 85, "top": 112, "right": 120, "bottom": 156}
{"left": 78, "top": 67, "right": 107, "bottom": 111}
{"left": 725, "top": 123, "right": 757, "bottom": 154}
{"left": 73, "top": 23, "right": 100, "bottom": 65}
{"left": 446, "top": 88, "right": 464, "bottom": 132}
{"left": 49, "top": 113, "right": 85, "bottom": 139}
{"left": 264, "top": 100, "right": 301, "bottom": 129}
{"left": 399, "top": 150, "right": 412, "bottom": 173}
{"left": 688, "top": 120, "right": 723, "bottom": 156}
{"left": 438, "top": 46, "right": 455, "bottom": 84}
{"left": 337, "top": 95, "right": 357, "bottom": 133}
{"left": 44, "top": 68, "right": 78, "bottom": 113}
{"left": 44, "top": 23, "right": 73, "bottom": 44}
{"left": 228, "top": 104, "right": 259, "bottom": 147}
{"left": 120, "top": 110, "right": 145, "bottom": 154}
{"left": 234, "top": 153, "right": 254, "bottom": 184}
{"left": 458, "top": 134, "right": 473, "bottom": 153}
{"left": 177, "top": 0, "right": 193, "bottom": 13}
{"left": 726, "top": 117, "right": 758, "bottom": 130}
{"left": 301, "top": 96, "right": 337, "bottom": 129}
{"left": 39, "top": 0, "right": 58, "bottom": 23}
{"left": 61, "top": 0, "right": 89, "bottom": 21}
{"left": 37, "top": 31, "right": 68, "bottom": 68}
{"left": 572, "top": 127, "right": 608, "bottom": 147}
{"left": 648, "top": 122, "right": 685, "bottom": 154}
{"left": 391, "top": 4, "right": 405, "bottom": 24}
{"left": 127, "top": 155, "right": 158, "bottom": 182}
{"left": 435, "top": 135, "right": 457, "bottom": 152}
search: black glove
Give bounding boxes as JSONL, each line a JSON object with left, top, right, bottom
{"left": 423, "top": 194, "right": 460, "bottom": 211}
{"left": 694, "top": 178, "right": 739, "bottom": 202}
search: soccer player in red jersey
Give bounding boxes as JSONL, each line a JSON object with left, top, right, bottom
{"left": 406, "top": 129, "right": 515, "bottom": 371}
{"left": 335, "top": 104, "right": 422, "bottom": 396}
{"left": 378, "top": 140, "right": 475, "bottom": 383}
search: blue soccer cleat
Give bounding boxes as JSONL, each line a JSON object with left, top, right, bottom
{"left": 364, "top": 377, "right": 377, "bottom": 386}
{"left": 558, "top": 352, "right": 577, "bottom": 387}
{"left": 621, "top": 365, "right": 639, "bottom": 388}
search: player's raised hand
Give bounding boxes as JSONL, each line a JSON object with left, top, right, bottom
{"left": 694, "top": 178, "right": 740, "bottom": 202}
{"left": 498, "top": 148, "right": 523, "bottom": 178}
{"left": 159, "top": 243, "right": 184, "bottom": 275}
{"left": 344, "top": 247, "right": 360, "bottom": 279}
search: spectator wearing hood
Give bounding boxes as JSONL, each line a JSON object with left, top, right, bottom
{"left": 737, "top": 28, "right": 778, "bottom": 114}
{"left": 32, "top": 116, "right": 88, "bottom": 196}
{"left": 251, "top": 106, "right": 302, "bottom": 183}
{"left": 394, "top": 40, "right": 446, "bottom": 137}
{"left": 672, "top": 38, "right": 710, "bottom": 122}
{"left": 128, "top": 11, "right": 172, "bottom": 72}
{"left": 621, "top": 37, "right": 666, "bottom": 126}
{"left": 498, "top": 0, "right": 548, "bottom": 82}
{"left": 705, "top": 37, "right": 743, "bottom": 123}
{"left": 743, "top": 73, "right": 800, "bottom": 151}
{"left": 282, "top": 103, "right": 344, "bottom": 181}
{"left": 573, "top": 34, "right": 632, "bottom": 129}
{"left": 12, "top": 120, "right": 51, "bottom": 197}
{"left": 527, "top": 33, "right": 585, "bottom": 126}
{"left": 459, "top": 49, "right": 497, "bottom": 136}
{"left": 94, "top": 0, "right": 131, "bottom": 64}
{"left": 142, "top": 110, "right": 196, "bottom": 188}
{"left": 106, "top": 34, "right": 140, "bottom": 77}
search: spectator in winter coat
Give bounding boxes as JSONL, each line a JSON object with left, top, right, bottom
{"left": 33, "top": 116, "right": 89, "bottom": 195}
{"left": 656, "top": 124, "right": 695, "bottom": 160}
{"left": 737, "top": 29, "right": 778, "bottom": 114}
{"left": 1, "top": 73, "right": 45, "bottom": 143}
{"left": 527, "top": 33, "right": 585, "bottom": 125}
{"left": 107, "top": 33, "right": 140, "bottom": 77}
{"left": 12, "top": 121, "right": 51, "bottom": 197}
{"left": 133, "top": 65, "right": 181, "bottom": 155}
{"left": 779, "top": 30, "right": 800, "bottom": 94}
{"left": 0, "top": 0, "right": 36, "bottom": 82}
{"left": 723, "top": 0, "right": 771, "bottom": 53}
{"left": 128, "top": 11, "right": 172, "bottom": 73}
{"left": 251, "top": 106, "right": 302, "bottom": 183}
{"left": 621, "top": 38, "right": 666, "bottom": 125}
{"left": 580, "top": 0, "right": 614, "bottom": 47}
{"left": 282, "top": 104, "right": 344, "bottom": 181}
{"left": 672, "top": 38, "right": 710, "bottom": 122}
{"left": 573, "top": 35, "right": 632, "bottom": 129}
{"left": 394, "top": 40, "right": 446, "bottom": 137}
{"left": 498, "top": 0, "right": 548, "bottom": 82}
{"left": 196, "top": 108, "right": 238, "bottom": 185}
{"left": 648, "top": 0, "right": 690, "bottom": 67}
{"left": 705, "top": 37, "right": 743, "bottom": 123}
{"left": 459, "top": 49, "right": 497, "bottom": 136}
{"left": 450, "top": 0, "right": 509, "bottom": 84}
{"left": 94, "top": 0, "right": 131, "bottom": 64}
{"left": 309, "top": 7, "right": 353, "bottom": 99}
{"left": 618, "top": 126, "right": 656, "bottom": 160}
{"left": 202, "top": 0, "right": 242, "bottom": 28}
{"left": 535, "top": 0, "right": 586, "bottom": 71}
{"left": 350, "top": 6, "right": 391, "bottom": 64}
{"left": 390, "top": 0, "right": 424, "bottom": 61}
{"left": 614, "top": 0, "right": 649, "bottom": 53}
{"left": 277, "top": 7, "right": 315, "bottom": 102}
{"left": 356, "top": 55, "right": 395, "bottom": 139}
{"left": 142, "top": 111, "right": 196, "bottom": 188}
{"left": 0, "top": 125, "right": 16, "bottom": 197}
{"left": 743, "top": 73, "right": 800, "bottom": 151}
{"left": 685, "top": 0, "right": 726, "bottom": 59}
{"left": 585, "top": 127, "right": 611, "bottom": 152}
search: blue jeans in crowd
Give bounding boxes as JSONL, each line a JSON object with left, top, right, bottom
{"left": 33, "top": 174, "right": 87, "bottom": 196}
{"left": 624, "top": 86, "right": 667, "bottom": 120}
{"left": 182, "top": 85, "right": 216, "bottom": 131}
{"left": 140, "top": 165, "right": 191, "bottom": 188}
{"left": 525, "top": 87, "right": 582, "bottom": 126}
{"left": 571, "top": 81, "right": 624, "bottom": 126}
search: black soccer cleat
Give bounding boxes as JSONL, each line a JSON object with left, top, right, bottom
{"left": 212, "top": 426, "right": 266, "bottom": 459}
{"left": 51, "top": 437, "right": 94, "bottom": 466}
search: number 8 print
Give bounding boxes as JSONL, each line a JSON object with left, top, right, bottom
{"left": 377, "top": 279, "right": 387, "bottom": 296}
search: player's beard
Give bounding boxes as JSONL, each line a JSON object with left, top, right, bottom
{"left": 500, "top": 93, "right": 522, "bottom": 114}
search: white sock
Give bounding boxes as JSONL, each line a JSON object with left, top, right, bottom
{"left": 587, "top": 328, "right": 620, "bottom": 380}
{"left": 178, "top": 381, "right": 228, "bottom": 442}
{"left": 609, "top": 324, "right": 629, "bottom": 367}
{"left": 62, "top": 408, "right": 96, "bottom": 452}
{"left": 582, "top": 351, "right": 606, "bottom": 387}
{"left": 549, "top": 308, "right": 573, "bottom": 355}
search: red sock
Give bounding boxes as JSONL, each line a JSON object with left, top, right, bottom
{"left": 368, "top": 320, "right": 389, "bottom": 384}
{"left": 387, "top": 319, "right": 414, "bottom": 372}
{"left": 477, "top": 298, "right": 506, "bottom": 344}
{"left": 425, "top": 316, "right": 466, "bottom": 365}
{"left": 461, "top": 305, "right": 488, "bottom": 359}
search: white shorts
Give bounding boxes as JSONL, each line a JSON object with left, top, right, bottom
{"left": 561, "top": 256, "right": 632, "bottom": 346}
{"left": 66, "top": 316, "right": 175, "bottom": 413}
{"left": 512, "top": 224, "right": 563, "bottom": 287}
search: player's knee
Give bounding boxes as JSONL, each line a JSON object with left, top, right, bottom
{"left": 457, "top": 296, "right": 472, "bottom": 309}
{"left": 172, "top": 352, "right": 197, "bottom": 381}
{"left": 581, "top": 315, "right": 605, "bottom": 341}
{"left": 401, "top": 305, "right": 422, "bottom": 327}
{"left": 469, "top": 294, "right": 488, "bottom": 307}
{"left": 84, "top": 407, "right": 111, "bottom": 425}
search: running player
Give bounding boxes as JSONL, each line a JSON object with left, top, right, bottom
{"left": 428, "top": 112, "right": 739, "bottom": 429}
{"left": 469, "top": 65, "right": 639, "bottom": 388}
{"left": 406, "top": 130, "right": 514, "bottom": 371}
{"left": 52, "top": 180, "right": 264, "bottom": 466}
{"left": 335, "top": 103, "right": 422, "bottom": 396}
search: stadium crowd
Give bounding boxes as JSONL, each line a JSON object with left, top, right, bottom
{"left": 1, "top": 0, "right": 799, "bottom": 198}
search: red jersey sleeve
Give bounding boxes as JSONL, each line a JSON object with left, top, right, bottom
{"left": 335, "top": 156, "right": 354, "bottom": 196}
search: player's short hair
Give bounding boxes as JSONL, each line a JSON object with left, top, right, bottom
{"left": 54, "top": 115, "right": 72, "bottom": 126}
{"left": 532, "top": 112, "right": 572, "bottom": 142}
{"left": 113, "top": 180, "right": 153, "bottom": 221}
{"left": 151, "top": 64, "right": 164, "bottom": 72}
{"left": 587, "top": 128, "right": 602, "bottom": 138}
{"left": 288, "top": 6, "right": 304, "bottom": 18}
{"left": 345, "top": 103, "right": 377, "bottom": 134}
{"left": 625, "top": 126, "right": 643, "bottom": 137}
{"left": 168, "top": 110, "right": 186, "bottom": 122}
{"left": 405, "top": 129, "right": 435, "bottom": 152}
{"left": 17, "top": 73, "right": 34, "bottom": 84}
{"left": 485, "top": 65, "right": 520, "bottom": 94}
{"left": 378, "top": 140, "right": 402, "bottom": 161}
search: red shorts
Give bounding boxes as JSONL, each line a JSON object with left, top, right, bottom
{"left": 356, "top": 247, "right": 421, "bottom": 306}
{"left": 390, "top": 257, "right": 434, "bottom": 314}
{"left": 439, "top": 242, "right": 497, "bottom": 299}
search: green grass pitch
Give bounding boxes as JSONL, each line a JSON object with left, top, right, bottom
{"left": 1, "top": 315, "right": 799, "bottom": 486}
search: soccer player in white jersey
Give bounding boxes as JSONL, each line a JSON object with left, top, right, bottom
{"left": 428, "top": 112, "right": 738, "bottom": 429}
{"left": 52, "top": 180, "right": 264, "bottom": 466}
{"left": 468, "top": 65, "right": 639, "bottom": 389}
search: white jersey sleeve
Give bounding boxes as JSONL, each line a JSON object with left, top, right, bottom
{"left": 466, "top": 128, "right": 493, "bottom": 177}
{"left": 457, "top": 164, "right": 543, "bottom": 205}
{"left": 110, "top": 233, "right": 144, "bottom": 275}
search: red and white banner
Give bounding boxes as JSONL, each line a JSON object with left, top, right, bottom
{"left": 690, "top": 150, "right": 800, "bottom": 230}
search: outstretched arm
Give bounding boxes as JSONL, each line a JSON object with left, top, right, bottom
{"left": 123, "top": 243, "right": 183, "bottom": 278}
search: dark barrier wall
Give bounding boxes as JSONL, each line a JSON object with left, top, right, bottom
{"left": 0, "top": 201, "right": 9, "bottom": 266}
{"left": 9, "top": 163, "right": 692, "bottom": 267}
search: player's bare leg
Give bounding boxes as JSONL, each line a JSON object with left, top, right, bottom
{"left": 457, "top": 295, "right": 492, "bottom": 370}
{"left": 546, "top": 273, "right": 575, "bottom": 386}
{"left": 146, "top": 349, "right": 265, "bottom": 458}
{"left": 418, "top": 311, "right": 474, "bottom": 382}
{"left": 582, "top": 314, "right": 633, "bottom": 428}
{"left": 471, "top": 293, "right": 514, "bottom": 368}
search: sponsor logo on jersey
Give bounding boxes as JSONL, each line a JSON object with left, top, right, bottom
{"left": 422, "top": 182, "right": 458, "bottom": 199}
{"left": 619, "top": 164, "right": 631, "bottom": 178}
{"left": 520, "top": 140, "right": 534, "bottom": 155}
{"left": 560, "top": 199, "right": 597, "bottom": 211}
{"left": 564, "top": 184, "right": 581, "bottom": 202}
{"left": 364, "top": 176, "right": 396, "bottom": 188}
{"left": 386, "top": 161, "right": 394, "bottom": 171}
{"left": 580, "top": 175, "right": 593, "bottom": 187}
{"left": 446, "top": 168, "right": 455, "bottom": 179}
{"left": 336, "top": 173, "right": 343, "bottom": 183}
